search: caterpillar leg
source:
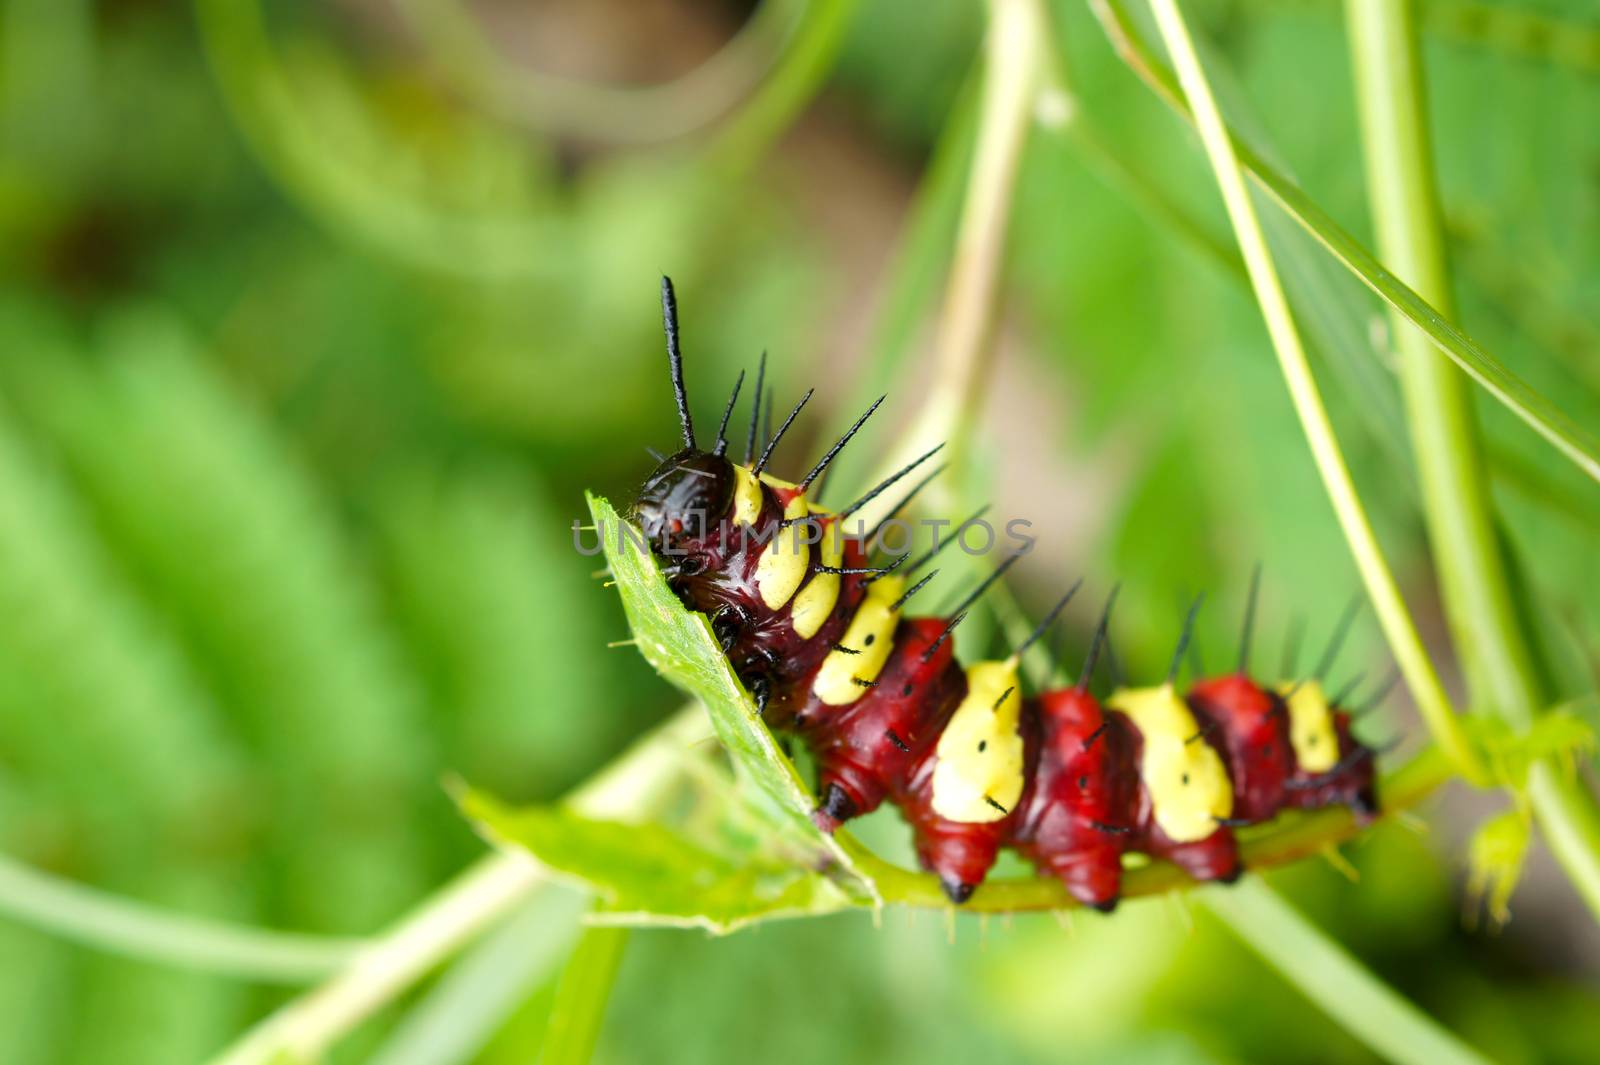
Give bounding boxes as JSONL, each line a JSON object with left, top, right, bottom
{"left": 1032, "top": 841, "right": 1125, "bottom": 912}
{"left": 909, "top": 819, "right": 1003, "bottom": 904}
{"left": 812, "top": 781, "right": 860, "bottom": 832}
{"left": 1152, "top": 827, "right": 1241, "bottom": 885}
{"left": 806, "top": 718, "right": 929, "bottom": 832}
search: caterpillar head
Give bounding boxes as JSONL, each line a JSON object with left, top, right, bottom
{"left": 632, "top": 277, "right": 744, "bottom": 561}
{"left": 631, "top": 448, "right": 736, "bottom": 555}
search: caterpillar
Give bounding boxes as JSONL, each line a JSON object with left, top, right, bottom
{"left": 629, "top": 278, "right": 1378, "bottom": 910}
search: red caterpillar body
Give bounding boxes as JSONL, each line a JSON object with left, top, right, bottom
{"left": 630, "top": 279, "right": 1378, "bottom": 909}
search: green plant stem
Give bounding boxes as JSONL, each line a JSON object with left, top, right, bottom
{"left": 0, "top": 853, "right": 364, "bottom": 983}
{"left": 1525, "top": 763, "right": 1600, "bottom": 916}
{"left": 395, "top": 0, "right": 801, "bottom": 145}
{"left": 1090, "top": 0, "right": 1600, "bottom": 485}
{"left": 922, "top": 0, "right": 1039, "bottom": 449}
{"left": 1143, "top": 0, "right": 1486, "bottom": 784}
{"left": 1204, "top": 878, "right": 1497, "bottom": 1065}
{"left": 866, "top": 0, "right": 1044, "bottom": 518}
{"left": 708, "top": 0, "right": 861, "bottom": 173}
{"left": 210, "top": 854, "right": 543, "bottom": 1065}
{"left": 365, "top": 890, "right": 589, "bottom": 1065}
{"left": 1345, "top": 0, "right": 1536, "bottom": 729}
{"left": 1031, "top": 21, "right": 1246, "bottom": 284}
{"left": 1031, "top": 15, "right": 1599, "bottom": 542}
{"left": 815, "top": 58, "right": 981, "bottom": 500}
{"left": 1231, "top": 0, "right": 1600, "bottom": 76}
{"left": 837, "top": 745, "right": 1450, "bottom": 912}
{"left": 1344, "top": 0, "right": 1600, "bottom": 922}
{"left": 204, "top": 708, "right": 706, "bottom": 1065}
{"left": 193, "top": 0, "right": 562, "bottom": 282}
{"left": 858, "top": 64, "right": 981, "bottom": 394}
{"left": 537, "top": 925, "right": 630, "bottom": 1065}
{"left": 196, "top": 716, "right": 1446, "bottom": 1065}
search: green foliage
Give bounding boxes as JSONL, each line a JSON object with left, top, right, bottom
{"left": 1474, "top": 710, "right": 1598, "bottom": 794}
{"left": 1466, "top": 811, "right": 1530, "bottom": 930}
{"left": 460, "top": 792, "right": 855, "bottom": 934}
{"left": 585, "top": 494, "right": 878, "bottom": 898}
{"left": 2, "top": 0, "right": 1600, "bottom": 1063}
{"left": 0, "top": 400, "right": 245, "bottom": 834}
{"left": 535, "top": 924, "right": 630, "bottom": 1065}
{"left": 1, "top": 309, "right": 435, "bottom": 934}
{"left": 1095, "top": 0, "right": 1600, "bottom": 484}
{"left": 373, "top": 468, "right": 620, "bottom": 803}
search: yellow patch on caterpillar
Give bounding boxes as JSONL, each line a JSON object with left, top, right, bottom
{"left": 731, "top": 465, "right": 764, "bottom": 527}
{"left": 791, "top": 514, "right": 843, "bottom": 639}
{"left": 931, "top": 660, "right": 1025, "bottom": 823}
{"left": 1111, "top": 684, "right": 1233, "bottom": 843}
{"left": 757, "top": 471, "right": 799, "bottom": 491}
{"left": 1278, "top": 680, "right": 1339, "bottom": 773}
{"left": 755, "top": 494, "right": 810, "bottom": 609}
{"left": 813, "top": 575, "right": 902, "bottom": 705}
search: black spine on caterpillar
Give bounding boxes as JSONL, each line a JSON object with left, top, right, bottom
{"left": 629, "top": 280, "right": 1379, "bottom": 908}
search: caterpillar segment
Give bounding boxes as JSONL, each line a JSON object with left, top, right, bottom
{"left": 629, "top": 277, "right": 1379, "bottom": 910}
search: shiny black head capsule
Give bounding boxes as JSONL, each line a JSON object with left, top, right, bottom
{"left": 631, "top": 448, "right": 735, "bottom": 553}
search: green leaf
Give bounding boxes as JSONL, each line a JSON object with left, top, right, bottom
{"left": 535, "top": 923, "right": 628, "bottom": 1065}
{"left": 585, "top": 492, "right": 880, "bottom": 901}
{"left": 1470, "top": 708, "right": 1598, "bottom": 792}
{"left": 1466, "top": 810, "right": 1531, "bottom": 930}
{"left": 1092, "top": 0, "right": 1600, "bottom": 485}
{"left": 459, "top": 790, "right": 857, "bottom": 935}
{"left": 364, "top": 887, "right": 586, "bottom": 1065}
{"left": 0, "top": 853, "right": 361, "bottom": 984}
{"left": 1205, "top": 878, "right": 1497, "bottom": 1065}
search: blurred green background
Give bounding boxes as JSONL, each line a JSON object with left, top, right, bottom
{"left": 2, "top": 0, "right": 1599, "bottom": 1062}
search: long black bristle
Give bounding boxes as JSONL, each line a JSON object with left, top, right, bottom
{"left": 890, "top": 569, "right": 939, "bottom": 613}
{"left": 1279, "top": 613, "right": 1306, "bottom": 680}
{"left": 711, "top": 371, "right": 744, "bottom": 458}
{"left": 1330, "top": 671, "right": 1367, "bottom": 708}
{"left": 1312, "top": 595, "right": 1363, "bottom": 680}
{"left": 660, "top": 276, "right": 694, "bottom": 449}
{"left": 1049, "top": 609, "right": 1068, "bottom": 683}
{"left": 942, "top": 551, "right": 1025, "bottom": 622}
{"left": 812, "top": 454, "right": 838, "bottom": 505}
{"left": 1178, "top": 589, "right": 1207, "bottom": 677}
{"left": 1103, "top": 630, "right": 1126, "bottom": 687}
{"left": 743, "top": 351, "right": 767, "bottom": 465}
{"left": 1352, "top": 666, "right": 1402, "bottom": 715}
{"left": 753, "top": 389, "right": 814, "bottom": 476}
{"left": 861, "top": 551, "right": 908, "bottom": 585}
{"left": 816, "top": 561, "right": 902, "bottom": 576}
{"left": 1238, "top": 562, "right": 1262, "bottom": 675}
{"left": 1082, "top": 722, "right": 1108, "bottom": 751}
{"left": 1283, "top": 745, "right": 1377, "bottom": 790}
{"left": 762, "top": 391, "right": 774, "bottom": 456}
{"left": 1167, "top": 593, "right": 1206, "bottom": 685}
{"left": 921, "top": 611, "right": 967, "bottom": 661}
{"left": 798, "top": 396, "right": 885, "bottom": 493}
{"left": 1015, "top": 578, "right": 1084, "bottom": 660}
{"left": 1078, "top": 584, "right": 1121, "bottom": 692}
{"left": 863, "top": 463, "right": 948, "bottom": 544}
{"left": 837, "top": 443, "right": 946, "bottom": 524}
{"left": 904, "top": 505, "right": 991, "bottom": 575}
